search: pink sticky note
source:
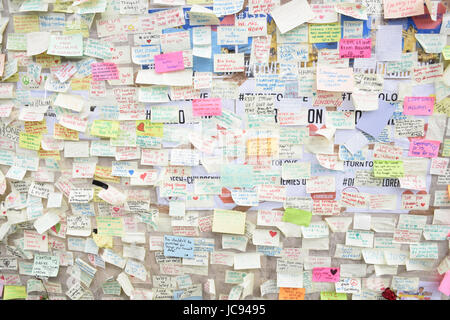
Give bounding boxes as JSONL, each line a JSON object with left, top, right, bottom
{"left": 154, "top": 51, "right": 185, "bottom": 73}
{"left": 403, "top": 96, "right": 435, "bottom": 115}
{"left": 408, "top": 139, "right": 440, "bottom": 158}
{"left": 192, "top": 98, "right": 222, "bottom": 117}
{"left": 339, "top": 38, "right": 371, "bottom": 59}
{"left": 312, "top": 267, "right": 340, "bottom": 282}
{"left": 91, "top": 62, "right": 119, "bottom": 81}
{"left": 438, "top": 271, "right": 450, "bottom": 296}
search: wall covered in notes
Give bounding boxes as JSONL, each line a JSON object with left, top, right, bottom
{"left": 0, "top": 0, "right": 450, "bottom": 301}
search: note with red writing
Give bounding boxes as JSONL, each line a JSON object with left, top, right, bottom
{"left": 192, "top": 98, "right": 222, "bottom": 116}
{"left": 154, "top": 51, "right": 185, "bottom": 73}
{"left": 403, "top": 96, "right": 435, "bottom": 115}
{"left": 409, "top": 139, "right": 440, "bottom": 158}
{"left": 339, "top": 38, "right": 371, "bottom": 58}
{"left": 383, "top": 0, "right": 424, "bottom": 19}
{"left": 312, "top": 267, "right": 340, "bottom": 282}
{"left": 91, "top": 62, "right": 119, "bottom": 81}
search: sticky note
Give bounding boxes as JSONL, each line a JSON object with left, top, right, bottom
{"left": 96, "top": 217, "right": 123, "bottom": 237}
{"left": 90, "top": 120, "right": 120, "bottom": 138}
{"left": 3, "top": 286, "right": 27, "bottom": 300}
{"left": 164, "top": 235, "right": 194, "bottom": 258}
{"left": 279, "top": 287, "right": 305, "bottom": 300}
{"left": 192, "top": 98, "right": 222, "bottom": 116}
{"left": 154, "top": 51, "right": 185, "bottom": 73}
{"left": 282, "top": 208, "right": 312, "bottom": 226}
{"left": 320, "top": 291, "right": 347, "bottom": 300}
{"left": 408, "top": 139, "right": 441, "bottom": 158}
{"left": 312, "top": 267, "right": 340, "bottom": 282}
{"left": 136, "top": 121, "right": 164, "bottom": 137}
{"left": 373, "top": 160, "right": 404, "bottom": 178}
{"left": 19, "top": 132, "right": 42, "bottom": 151}
{"left": 439, "top": 271, "right": 450, "bottom": 296}
{"left": 309, "top": 22, "right": 341, "bottom": 43}
{"left": 403, "top": 97, "right": 435, "bottom": 115}
{"left": 220, "top": 164, "right": 255, "bottom": 188}
{"left": 339, "top": 38, "right": 371, "bottom": 58}
{"left": 212, "top": 209, "right": 247, "bottom": 235}
{"left": 91, "top": 62, "right": 119, "bottom": 81}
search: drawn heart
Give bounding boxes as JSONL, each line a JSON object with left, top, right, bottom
{"left": 146, "top": 39, "right": 151, "bottom": 43}
{"left": 420, "top": 203, "right": 425, "bottom": 207}
{"left": 128, "top": 170, "right": 134, "bottom": 176}
{"left": 137, "top": 122, "right": 145, "bottom": 132}
{"left": 269, "top": 231, "right": 277, "bottom": 237}
{"left": 42, "top": 235, "right": 46, "bottom": 240}
{"left": 330, "top": 269, "right": 338, "bottom": 275}
{"left": 319, "top": 15, "right": 324, "bottom": 19}
{"left": 113, "top": 207, "right": 120, "bottom": 212}
{"left": 192, "top": 196, "right": 199, "bottom": 200}
{"left": 140, "top": 173, "right": 147, "bottom": 180}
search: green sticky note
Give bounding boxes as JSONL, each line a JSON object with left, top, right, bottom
{"left": 282, "top": 208, "right": 312, "bottom": 226}
{"left": 4, "top": 285, "right": 27, "bottom": 300}
{"left": 320, "top": 292, "right": 347, "bottom": 300}
{"left": 373, "top": 160, "right": 404, "bottom": 178}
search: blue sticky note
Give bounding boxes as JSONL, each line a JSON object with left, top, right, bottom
{"left": 220, "top": 164, "right": 255, "bottom": 188}
{"left": 164, "top": 235, "right": 194, "bottom": 258}
{"left": 356, "top": 100, "right": 396, "bottom": 139}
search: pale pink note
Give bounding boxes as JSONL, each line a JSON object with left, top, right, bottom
{"left": 339, "top": 38, "right": 371, "bottom": 59}
{"left": 91, "top": 62, "right": 119, "bottom": 81}
{"left": 438, "top": 271, "right": 450, "bottom": 296}
{"left": 192, "top": 98, "right": 222, "bottom": 116}
{"left": 408, "top": 139, "right": 440, "bottom": 158}
{"left": 312, "top": 267, "right": 340, "bottom": 282}
{"left": 403, "top": 96, "right": 435, "bottom": 115}
{"left": 154, "top": 51, "right": 185, "bottom": 73}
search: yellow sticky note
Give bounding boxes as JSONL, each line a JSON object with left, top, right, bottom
{"left": 212, "top": 209, "right": 246, "bottom": 235}
{"left": 13, "top": 15, "right": 40, "bottom": 33}
{"left": 320, "top": 291, "right": 347, "bottom": 300}
{"left": 38, "top": 150, "right": 60, "bottom": 160}
{"left": 373, "top": 160, "right": 404, "bottom": 178}
{"left": 4, "top": 285, "right": 27, "bottom": 300}
{"left": 136, "top": 120, "right": 163, "bottom": 137}
{"left": 96, "top": 217, "right": 124, "bottom": 237}
{"left": 54, "top": 123, "right": 79, "bottom": 141}
{"left": 94, "top": 166, "right": 121, "bottom": 184}
{"left": 90, "top": 120, "right": 120, "bottom": 138}
{"left": 19, "top": 132, "right": 42, "bottom": 151}
{"left": 309, "top": 23, "right": 341, "bottom": 43}
{"left": 442, "top": 46, "right": 450, "bottom": 60}
{"left": 92, "top": 233, "right": 113, "bottom": 248}
{"left": 25, "top": 120, "right": 47, "bottom": 135}
{"left": 70, "top": 76, "right": 92, "bottom": 91}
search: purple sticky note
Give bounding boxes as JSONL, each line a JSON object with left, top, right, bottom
{"left": 154, "top": 51, "right": 185, "bottom": 73}
{"left": 356, "top": 100, "right": 396, "bottom": 139}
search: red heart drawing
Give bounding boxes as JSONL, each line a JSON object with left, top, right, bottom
{"left": 42, "top": 235, "right": 46, "bottom": 240}
{"left": 140, "top": 173, "right": 147, "bottom": 180}
{"left": 146, "top": 39, "right": 151, "bottom": 43}
{"left": 113, "top": 207, "right": 120, "bottom": 212}
{"left": 137, "top": 122, "right": 145, "bottom": 132}
{"left": 420, "top": 203, "right": 425, "bottom": 207}
{"left": 192, "top": 196, "right": 199, "bottom": 200}
{"left": 269, "top": 231, "right": 277, "bottom": 237}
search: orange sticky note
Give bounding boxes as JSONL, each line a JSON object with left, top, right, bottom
{"left": 448, "top": 185, "right": 450, "bottom": 197}
{"left": 278, "top": 287, "right": 305, "bottom": 300}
